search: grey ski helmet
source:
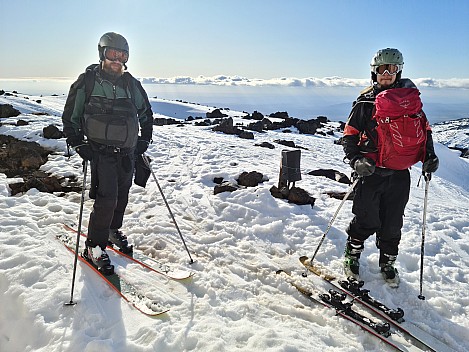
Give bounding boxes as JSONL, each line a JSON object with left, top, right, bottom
{"left": 98, "top": 32, "right": 129, "bottom": 61}
{"left": 370, "top": 48, "right": 404, "bottom": 82}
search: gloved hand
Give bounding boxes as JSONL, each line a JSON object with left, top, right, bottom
{"left": 75, "top": 144, "right": 93, "bottom": 161}
{"left": 136, "top": 139, "right": 150, "bottom": 155}
{"left": 353, "top": 157, "right": 376, "bottom": 177}
{"left": 422, "top": 155, "right": 439, "bottom": 173}
{"left": 67, "top": 136, "right": 93, "bottom": 161}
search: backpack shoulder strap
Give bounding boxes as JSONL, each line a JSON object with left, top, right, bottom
{"left": 121, "top": 71, "right": 136, "bottom": 106}
{"left": 84, "top": 64, "right": 99, "bottom": 104}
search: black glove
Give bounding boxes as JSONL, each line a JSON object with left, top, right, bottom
{"left": 136, "top": 139, "right": 150, "bottom": 155}
{"left": 422, "top": 155, "right": 439, "bottom": 173}
{"left": 67, "top": 136, "right": 93, "bottom": 161}
{"left": 353, "top": 157, "right": 376, "bottom": 177}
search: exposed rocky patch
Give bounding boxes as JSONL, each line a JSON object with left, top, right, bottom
{"left": 0, "top": 135, "right": 81, "bottom": 196}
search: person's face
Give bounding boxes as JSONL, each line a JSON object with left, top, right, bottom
{"left": 376, "top": 71, "right": 397, "bottom": 88}
{"left": 101, "top": 47, "right": 128, "bottom": 78}
{"left": 102, "top": 59, "right": 124, "bottom": 77}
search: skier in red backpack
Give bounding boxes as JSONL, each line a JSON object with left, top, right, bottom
{"left": 342, "top": 48, "right": 439, "bottom": 286}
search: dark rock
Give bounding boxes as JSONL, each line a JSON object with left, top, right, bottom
{"left": 251, "top": 111, "right": 264, "bottom": 120}
{"left": 269, "top": 111, "right": 289, "bottom": 119}
{"left": 154, "top": 117, "right": 182, "bottom": 126}
{"left": 214, "top": 181, "right": 239, "bottom": 195}
{"left": 0, "top": 134, "right": 83, "bottom": 195}
{"left": 17, "top": 120, "right": 29, "bottom": 126}
{"left": 0, "top": 135, "right": 48, "bottom": 176}
{"left": 317, "top": 116, "right": 328, "bottom": 123}
{"left": 194, "top": 119, "right": 212, "bottom": 126}
{"left": 0, "top": 104, "right": 21, "bottom": 118}
{"left": 213, "top": 177, "right": 224, "bottom": 184}
{"left": 270, "top": 185, "right": 290, "bottom": 199}
{"left": 296, "top": 119, "right": 320, "bottom": 135}
{"left": 308, "top": 169, "right": 351, "bottom": 184}
{"left": 254, "top": 142, "right": 275, "bottom": 149}
{"left": 287, "top": 187, "right": 316, "bottom": 206}
{"left": 325, "top": 191, "right": 354, "bottom": 201}
{"left": 238, "top": 130, "right": 254, "bottom": 139}
{"left": 245, "top": 120, "right": 266, "bottom": 133}
{"left": 212, "top": 117, "right": 239, "bottom": 135}
{"left": 206, "top": 109, "right": 228, "bottom": 118}
{"left": 270, "top": 185, "right": 315, "bottom": 208}
{"left": 274, "top": 139, "right": 296, "bottom": 148}
{"left": 237, "top": 171, "right": 264, "bottom": 187}
{"left": 43, "top": 125, "right": 63, "bottom": 139}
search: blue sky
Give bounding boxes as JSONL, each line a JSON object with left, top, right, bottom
{"left": 1, "top": 0, "right": 469, "bottom": 80}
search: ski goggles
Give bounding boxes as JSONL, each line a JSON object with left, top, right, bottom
{"left": 104, "top": 47, "right": 129, "bottom": 63}
{"left": 372, "top": 64, "right": 402, "bottom": 75}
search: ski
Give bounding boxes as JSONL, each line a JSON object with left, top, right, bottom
{"left": 63, "top": 223, "right": 193, "bottom": 281}
{"left": 277, "top": 270, "right": 419, "bottom": 352}
{"left": 300, "top": 255, "right": 453, "bottom": 352}
{"left": 338, "top": 277, "right": 405, "bottom": 322}
{"left": 57, "top": 233, "right": 169, "bottom": 317}
{"left": 319, "top": 289, "right": 391, "bottom": 337}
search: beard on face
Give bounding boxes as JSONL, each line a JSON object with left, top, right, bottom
{"left": 102, "top": 60, "right": 124, "bottom": 78}
{"left": 377, "top": 75, "right": 396, "bottom": 88}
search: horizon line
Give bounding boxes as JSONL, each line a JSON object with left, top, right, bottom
{"left": 1, "top": 75, "right": 469, "bottom": 89}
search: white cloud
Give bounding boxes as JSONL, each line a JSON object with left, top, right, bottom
{"left": 139, "top": 75, "right": 469, "bottom": 89}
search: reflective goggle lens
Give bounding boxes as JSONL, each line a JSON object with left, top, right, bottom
{"left": 104, "top": 48, "right": 129, "bottom": 63}
{"left": 375, "top": 64, "right": 399, "bottom": 75}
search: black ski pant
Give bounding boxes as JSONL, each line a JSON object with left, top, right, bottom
{"left": 346, "top": 169, "right": 410, "bottom": 262}
{"left": 87, "top": 152, "right": 135, "bottom": 249}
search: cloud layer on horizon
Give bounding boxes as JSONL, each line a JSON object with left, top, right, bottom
{"left": 2, "top": 76, "right": 469, "bottom": 89}
{"left": 140, "top": 75, "right": 469, "bottom": 89}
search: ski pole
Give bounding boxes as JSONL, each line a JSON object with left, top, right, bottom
{"left": 142, "top": 154, "right": 195, "bottom": 264}
{"left": 310, "top": 177, "right": 360, "bottom": 265}
{"left": 65, "top": 160, "right": 88, "bottom": 306}
{"left": 418, "top": 172, "right": 431, "bottom": 300}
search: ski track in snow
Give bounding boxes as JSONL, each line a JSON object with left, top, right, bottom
{"left": 0, "top": 92, "right": 468, "bottom": 351}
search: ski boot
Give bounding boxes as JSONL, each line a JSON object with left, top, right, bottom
{"left": 109, "top": 229, "right": 133, "bottom": 254}
{"left": 343, "top": 237, "right": 363, "bottom": 280}
{"left": 380, "top": 253, "right": 400, "bottom": 288}
{"left": 83, "top": 244, "right": 114, "bottom": 276}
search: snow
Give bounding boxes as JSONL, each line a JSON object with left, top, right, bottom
{"left": 1, "top": 91, "right": 469, "bottom": 352}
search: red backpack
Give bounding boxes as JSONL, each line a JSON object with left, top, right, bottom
{"left": 373, "top": 88, "right": 428, "bottom": 170}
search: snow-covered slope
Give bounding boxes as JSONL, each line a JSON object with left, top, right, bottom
{"left": 1, "top": 92, "right": 468, "bottom": 352}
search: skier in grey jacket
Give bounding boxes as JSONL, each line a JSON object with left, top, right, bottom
{"left": 62, "top": 32, "right": 154, "bottom": 272}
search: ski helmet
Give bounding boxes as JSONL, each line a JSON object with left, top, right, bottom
{"left": 370, "top": 48, "right": 404, "bottom": 82}
{"left": 98, "top": 32, "right": 129, "bottom": 61}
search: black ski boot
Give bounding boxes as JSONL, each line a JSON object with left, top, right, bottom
{"left": 83, "top": 244, "right": 114, "bottom": 276}
{"left": 344, "top": 237, "right": 364, "bottom": 280}
{"left": 380, "top": 253, "right": 400, "bottom": 288}
{"left": 109, "top": 229, "right": 133, "bottom": 254}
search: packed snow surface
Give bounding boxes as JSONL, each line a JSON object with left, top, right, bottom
{"left": 0, "top": 92, "right": 468, "bottom": 352}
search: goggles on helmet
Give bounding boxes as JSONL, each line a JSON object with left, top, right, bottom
{"left": 104, "top": 47, "right": 129, "bottom": 63}
{"left": 372, "top": 64, "right": 401, "bottom": 75}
